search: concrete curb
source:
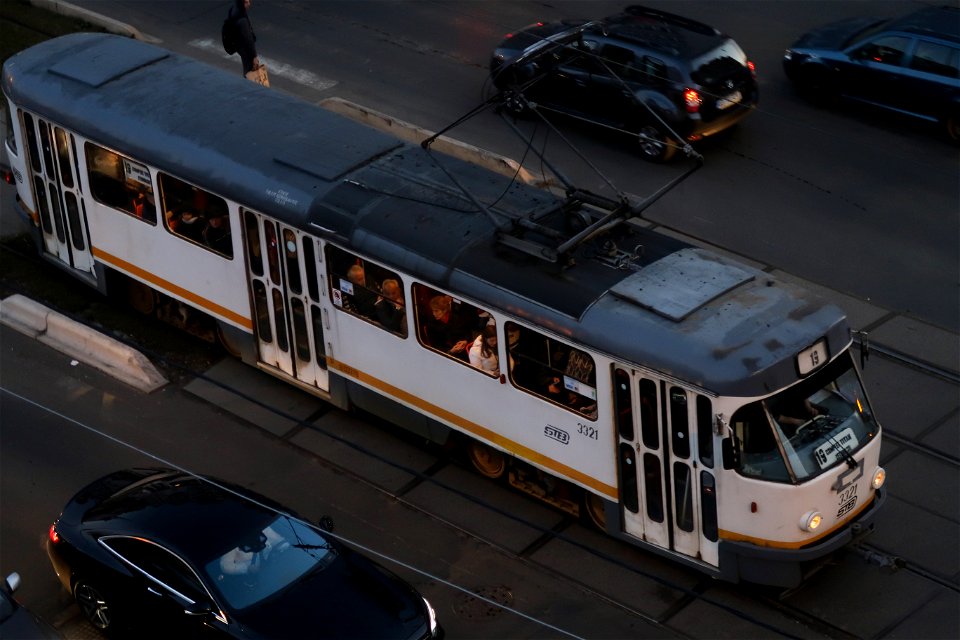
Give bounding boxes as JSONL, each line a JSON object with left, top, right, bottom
{"left": 0, "top": 294, "right": 167, "bottom": 393}
{"left": 319, "top": 98, "right": 557, "bottom": 190}
{"left": 29, "top": 0, "right": 159, "bottom": 42}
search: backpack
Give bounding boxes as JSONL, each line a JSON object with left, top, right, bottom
{"left": 221, "top": 17, "right": 238, "bottom": 55}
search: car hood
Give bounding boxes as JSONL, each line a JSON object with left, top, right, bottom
{"left": 235, "top": 549, "right": 428, "bottom": 639}
{"left": 790, "top": 16, "right": 885, "bottom": 50}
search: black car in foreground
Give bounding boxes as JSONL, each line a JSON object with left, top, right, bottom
{"left": 489, "top": 5, "right": 758, "bottom": 162}
{"left": 783, "top": 4, "right": 960, "bottom": 142}
{"left": 46, "top": 468, "right": 442, "bottom": 639}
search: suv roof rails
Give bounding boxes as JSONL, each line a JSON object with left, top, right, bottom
{"left": 619, "top": 5, "right": 720, "bottom": 37}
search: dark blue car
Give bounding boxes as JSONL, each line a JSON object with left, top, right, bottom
{"left": 783, "top": 5, "right": 960, "bottom": 141}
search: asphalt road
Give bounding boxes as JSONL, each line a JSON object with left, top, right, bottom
{"left": 1, "top": 2, "right": 957, "bottom": 639}
{"left": 63, "top": 0, "right": 960, "bottom": 332}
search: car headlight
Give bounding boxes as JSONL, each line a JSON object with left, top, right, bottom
{"left": 784, "top": 49, "right": 794, "bottom": 61}
{"left": 799, "top": 510, "right": 823, "bottom": 532}
{"left": 422, "top": 597, "right": 438, "bottom": 636}
{"left": 872, "top": 466, "right": 886, "bottom": 490}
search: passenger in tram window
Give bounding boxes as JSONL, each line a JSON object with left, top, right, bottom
{"left": 345, "top": 265, "right": 377, "bottom": 317}
{"left": 177, "top": 210, "right": 207, "bottom": 244}
{"left": 424, "top": 295, "right": 472, "bottom": 357}
{"left": 505, "top": 324, "right": 535, "bottom": 389}
{"left": 375, "top": 278, "right": 406, "bottom": 334}
{"left": 130, "top": 191, "right": 146, "bottom": 218}
{"left": 204, "top": 213, "right": 233, "bottom": 257}
{"left": 566, "top": 391, "right": 598, "bottom": 419}
{"left": 544, "top": 375, "right": 565, "bottom": 402}
{"left": 165, "top": 209, "right": 180, "bottom": 230}
{"left": 468, "top": 324, "right": 499, "bottom": 376}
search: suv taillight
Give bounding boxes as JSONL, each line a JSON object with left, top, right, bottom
{"left": 684, "top": 89, "right": 702, "bottom": 113}
{"left": 48, "top": 523, "right": 60, "bottom": 544}
{"left": 747, "top": 60, "right": 756, "bottom": 77}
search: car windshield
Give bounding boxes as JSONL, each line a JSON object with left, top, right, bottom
{"left": 731, "top": 352, "right": 878, "bottom": 482}
{"left": 204, "top": 515, "right": 337, "bottom": 610}
{"left": 842, "top": 20, "right": 889, "bottom": 49}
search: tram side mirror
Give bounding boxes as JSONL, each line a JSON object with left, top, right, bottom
{"left": 721, "top": 437, "right": 740, "bottom": 470}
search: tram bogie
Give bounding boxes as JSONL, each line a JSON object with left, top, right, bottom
{"left": 2, "top": 33, "right": 887, "bottom": 587}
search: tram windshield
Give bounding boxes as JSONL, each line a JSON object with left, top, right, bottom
{"left": 731, "top": 352, "right": 878, "bottom": 482}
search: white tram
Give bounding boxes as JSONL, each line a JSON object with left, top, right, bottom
{"left": 2, "top": 34, "right": 886, "bottom": 587}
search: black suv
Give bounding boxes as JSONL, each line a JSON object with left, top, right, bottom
{"left": 489, "top": 5, "right": 758, "bottom": 162}
{"left": 783, "top": 5, "right": 960, "bottom": 142}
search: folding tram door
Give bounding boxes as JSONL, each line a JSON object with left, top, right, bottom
{"left": 241, "top": 209, "right": 331, "bottom": 394}
{"left": 20, "top": 112, "right": 94, "bottom": 276}
{"left": 613, "top": 367, "right": 720, "bottom": 568}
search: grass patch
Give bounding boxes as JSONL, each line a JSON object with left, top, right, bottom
{"left": 0, "top": 0, "right": 107, "bottom": 68}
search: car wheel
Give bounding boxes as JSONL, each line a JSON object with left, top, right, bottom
{"left": 636, "top": 125, "right": 677, "bottom": 163}
{"left": 500, "top": 90, "right": 528, "bottom": 118}
{"left": 74, "top": 580, "right": 114, "bottom": 632}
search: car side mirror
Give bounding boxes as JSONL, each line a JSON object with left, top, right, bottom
{"left": 721, "top": 437, "right": 740, "bottom": 470}
{"left": 3, "top": 572, "right": 20, "bottom": 593}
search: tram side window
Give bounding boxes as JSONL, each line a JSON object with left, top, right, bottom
{"left": 731, "top": 402, "right": 789, "bottom": 482}
{"left": 157, "top": 172, "right": 233, "bottom": 258}
{"left": 697, "top": 395, "right": 714, "bottom": 468}
{"left": 325, "top": 245, "right": 407, "bottom": 337}
{"left": 84, "top": 143, "right": 157, "bottom": 224}
{"left": 412, "top": 283, "right": 498, "bottom": 376}
{"left": 505, "top": 322, "right": 598, "bottom": 420}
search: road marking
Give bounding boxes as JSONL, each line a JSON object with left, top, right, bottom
{"left": 188, "top": 38, "right": 337, "bottom": 91}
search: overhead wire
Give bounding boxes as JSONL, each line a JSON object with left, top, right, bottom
{"left": 1, "top": 387, "right": 589, "bottom": 640}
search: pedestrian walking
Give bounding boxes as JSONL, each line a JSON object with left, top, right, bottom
{"left": 226, "top": 0, "right": 260, "bottom": 76}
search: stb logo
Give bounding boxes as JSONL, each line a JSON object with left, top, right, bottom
{"left": 544, "top": 425, "right": 569, "bottom": 445}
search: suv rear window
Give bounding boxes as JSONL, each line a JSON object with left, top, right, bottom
{"left": 690, "top": 39, "right": 748, "bottom": 84}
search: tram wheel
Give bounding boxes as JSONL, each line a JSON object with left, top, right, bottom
{"left": 582, "top": 492, "right": 607, "bottom": 531}
{"left": 467, "top": 441, "right": 506, "bottom": 479}
{"left": 125, "top": 279, "right": 156, "bottom": 315}
{"left": 217, "top": 323, "right": 243, "bottom": 358}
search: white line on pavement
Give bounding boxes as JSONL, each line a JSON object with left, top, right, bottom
{"left": 188, "top": 38, "right": 338, "bottom": 92}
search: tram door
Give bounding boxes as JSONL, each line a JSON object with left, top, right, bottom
{"left": 615, "top": 368, "right": 719, "bottom": 567}
{"left": 21, "top": 113, "right": 94, "bottom": 275}
{"left": 241, "top": 210, "right": 330, "bottom": 393}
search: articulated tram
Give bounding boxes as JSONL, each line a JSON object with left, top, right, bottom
{"left": 3, "top": 34, "right": 886, "bottom": 587}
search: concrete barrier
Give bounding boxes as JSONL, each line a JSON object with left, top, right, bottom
{"left": 0, "top": 294, "right": 48, "bottom": 338}
{"left": 0, "top": 294, "right": 167, "bottom": 392}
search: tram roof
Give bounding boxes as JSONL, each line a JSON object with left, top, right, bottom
{"left": 2, "top": 34, "right": 850, "bottom": 396}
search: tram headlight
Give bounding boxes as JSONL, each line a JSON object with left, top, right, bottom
{"left": 871, "top": 466, "right": 886, "bottom": 490}
{"left": 799, "top": 510, "right": 823, "bottom": 532}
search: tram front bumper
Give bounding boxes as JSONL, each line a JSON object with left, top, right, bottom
{"left": 719, "top": 488, "right": 887, "bottom": 587}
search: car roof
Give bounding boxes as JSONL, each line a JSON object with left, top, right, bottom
{"left": 885, "top": 5, "right": 960, "bottom": 44}
{"left": 598, "top": 5, "right": 726, "bottom": 59}
{"left": 81, "top": 470, "right": 288, "bottom": 561}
